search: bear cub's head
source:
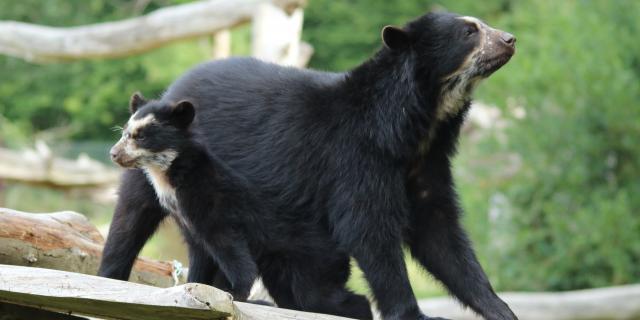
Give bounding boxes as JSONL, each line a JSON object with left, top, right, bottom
{"left": 382, "top": 12, "right": 516, "bottom": 84}
{"left": 109, "top": 92, "right": 195, "bottom": 169}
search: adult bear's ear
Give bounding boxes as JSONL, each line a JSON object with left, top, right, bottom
{"left": 129, "top": 92, "right": 147, "bottom": 114}
{"left": 171, "top": 100, "right": 195, "bottom": 129}
{"left": 382, "top": 25, "right": 410, "bottom": 51}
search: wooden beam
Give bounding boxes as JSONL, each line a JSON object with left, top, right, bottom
{"left": 0, "top": 0, "right": 305, "bottom": 62}
{"left": 0, "top": 265, "right": 353, "bottom": 320}
{"left": 0, "top": 208, "right": 185, "bottom": 288}
{"left": 0, "top": 265, "right": 233, "bottom": 320}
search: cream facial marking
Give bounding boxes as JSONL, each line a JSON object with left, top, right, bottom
{"left": 127, "top": 113, "right": 156, "bottom": 137}
{"left": 436, "top": 16, "right": 490, "bottom": 121}
{"left": 459, "top": 16, "right": 484, "bottom": 28}
{"left": 142, "top": 149, "right": 178, "bottom": 171}
{"left": 112, "top": 112, "right": 178, "bottom": 170}
{"left": 119, "top": 113, "right": 157, "bottom": 161}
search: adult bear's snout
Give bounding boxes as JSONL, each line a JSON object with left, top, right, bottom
{"left": 500, "top": 31, "right": 516, "bottom": 47}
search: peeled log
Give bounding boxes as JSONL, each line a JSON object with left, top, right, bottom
{"left": 0, "top": 0, "right": 306, "bottom": 62}
{"left": 0, "top": 208, "right": 185, "bottom": 287}
{"left": 0, "top": 144, "right": 119, "bottom": 189}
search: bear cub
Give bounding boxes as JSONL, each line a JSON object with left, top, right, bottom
{"left": 109, "top": 96, "right": 260, "bottom": 301}
{"left": 108, "top": 94, "right": 373, "bottom": 318}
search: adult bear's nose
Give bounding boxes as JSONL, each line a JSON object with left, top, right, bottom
{"left": 501, "top": 32, "right": 516, "bottom": 46}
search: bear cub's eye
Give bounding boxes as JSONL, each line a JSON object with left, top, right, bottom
{"left": 134, "top": 132, "right": 145, "bottom": 141}
{"left": 464, "top": 23, "right": 479, "bottom": 37}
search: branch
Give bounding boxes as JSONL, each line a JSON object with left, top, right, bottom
{"left": 0, "top": 0, "right": 305, "bottom": 62}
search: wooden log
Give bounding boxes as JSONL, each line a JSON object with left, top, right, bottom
{"left": 0, "top": 265, "right": 233, "bottom": 320}
{"left": 0, "top": 208, "right": 185, "bottom": 287}
{"left": 418, "top": 285, "right": 640, "bottom": 320}
{"left": 0, "top": 0, "right": 305, "bottom": 63}
{"left": 0, "top": 265, "right": 353, "bottom": 320}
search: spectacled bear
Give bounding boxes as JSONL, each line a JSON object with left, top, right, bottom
{"left": 99, "top": 11, "right": 517, "bottom": 320}
{"left": 108, "top": 97, "right": 370, "bottom": 316}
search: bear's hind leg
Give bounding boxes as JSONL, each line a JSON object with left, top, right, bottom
{"left": 293, "top": 255, "right": 372, "bottom": 319}
{"left": 261, "top": 254, "right": 373, "bottom": 319}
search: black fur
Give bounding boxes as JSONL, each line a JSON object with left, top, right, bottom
{"left": 100, "top": 11, "right": 517, "bottom": 320}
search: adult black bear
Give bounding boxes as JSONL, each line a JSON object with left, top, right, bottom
{"left": 99, "top": 11, "right": 517, "bottom": 320}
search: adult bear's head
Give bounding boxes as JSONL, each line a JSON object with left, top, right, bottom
{"left": 380, "top": 12, "right": 516, "bottom": 119}
{"left": 382, "top": 12, "right": 515, "bottom": 80}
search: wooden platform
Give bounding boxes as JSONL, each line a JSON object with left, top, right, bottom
{"left": 0, "top": 264, "right": 352, "bottom": 320}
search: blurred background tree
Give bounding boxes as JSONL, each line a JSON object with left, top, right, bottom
{"left": 0, "top": 0, "right": 639, "bottom": 296}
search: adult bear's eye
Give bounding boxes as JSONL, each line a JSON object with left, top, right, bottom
{"left": 464, "top": 24, "right": 478, "bottom": 37}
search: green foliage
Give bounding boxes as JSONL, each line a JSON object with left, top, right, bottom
{"left": 468, "top": 0, "right": 640, "bottom": 291}
{"left": 306, "top": 0, "right": 640, "bottom": 291}
{"left": 303, "top": 0, "right": 513, "bottom": 71}
{"left": 0, "top": 0, "right": 212, "bottom": 140}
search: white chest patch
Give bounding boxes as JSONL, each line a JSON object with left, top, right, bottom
{"left": 143, "top": 166, "right": 192, "bottom": 231}
{"left": 144, "top": 166, "right": 178, "bottom": 213}
{"left": 437, "top": 79, "right": 472, "bottom": 121}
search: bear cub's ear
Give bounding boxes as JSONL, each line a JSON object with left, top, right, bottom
{"left": 129, "top": 92, "right": 147, "bottom": 114}
{"left": 171, "top": 100, "right": 195, "bottom": 129}
{"left": 382, "top": 25, "right": 410, "bottom": 51}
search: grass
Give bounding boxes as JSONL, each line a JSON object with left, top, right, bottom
{"left": 348, "top": 257, "right": 447, "bottom": 298}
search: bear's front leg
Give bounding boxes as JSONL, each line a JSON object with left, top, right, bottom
{"left": 99, "top": 169, "right": 168, "bottom": 280}
{"left": 201, "top": 231, "right": 257, "bottom": 301}
{"left": 407, "top": 156, "right": 517, "bottom": 320}
{"left": 329, "top": 176, "right": 433, "bottom": 320}
{"left": 183, "top": 233, "right": 225, "bottom": 287}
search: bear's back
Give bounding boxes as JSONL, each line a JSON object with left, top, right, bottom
{"left": 160, "top": 58, "right": 347, "bottom": 192}
{"left": 163, "top": 57, "right": 343, "bottom": 113}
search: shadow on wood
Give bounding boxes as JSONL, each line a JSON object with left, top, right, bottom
{"left": 0, "top": 302, "right": 88, "bottom": 320}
